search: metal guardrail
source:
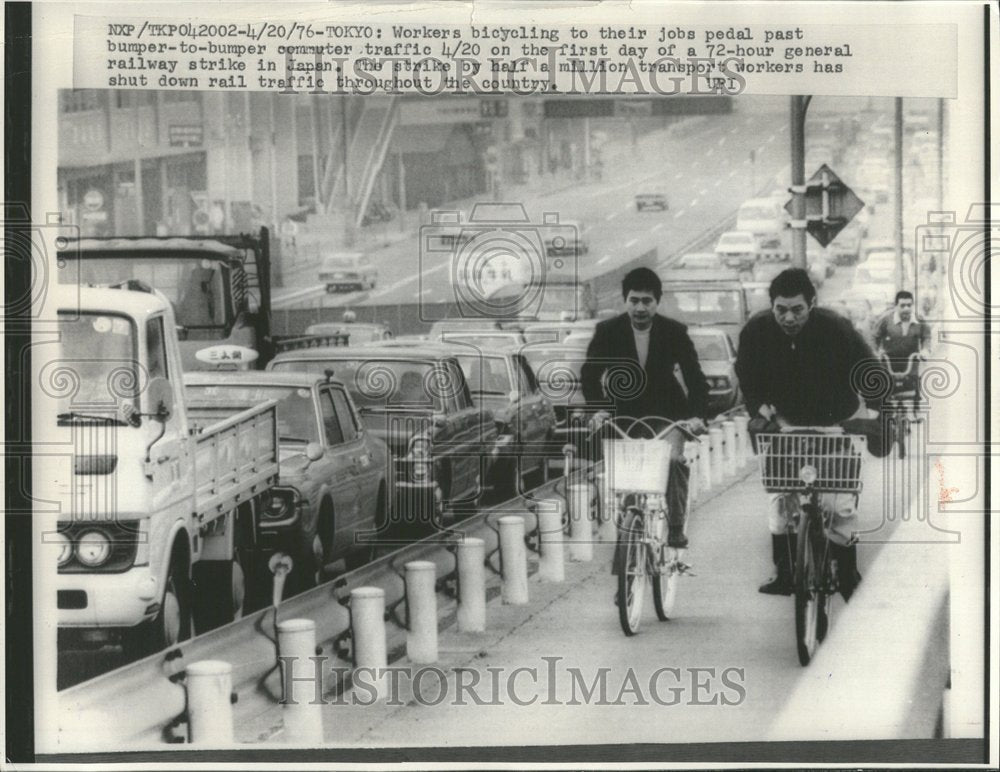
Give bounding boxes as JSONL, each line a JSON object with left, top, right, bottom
{"left": 57, "top": 408, "right": 755, "bottom": 748}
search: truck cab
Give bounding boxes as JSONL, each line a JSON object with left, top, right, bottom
{"left": 51, "top": 284, "right": 279, "bottom": 655}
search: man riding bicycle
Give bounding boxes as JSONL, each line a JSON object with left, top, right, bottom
{"left": 873, "top": 290, "right": 931, "bottom": 404}
{"left": 581, "top": 267, "right": 710, "bottom": 549}
{"left": 736, "top": 269, "right": 891, "bottom": 601}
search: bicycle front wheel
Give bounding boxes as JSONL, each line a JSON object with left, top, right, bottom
{"left": 650, "top": 511, "right": 677, "bottom": 621}
{"left": 794, "top": 511, "right": 827, "bottom": 666}
{"left": 617, "top": 507, "right": 647, "bottom": 636}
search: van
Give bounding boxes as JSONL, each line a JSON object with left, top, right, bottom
{"left": 319, "top": 253, "right": 378, "bottom": 292}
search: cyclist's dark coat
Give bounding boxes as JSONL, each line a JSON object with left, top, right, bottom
{"left": 736, "top": 306, "right": 886, "bottom": 426}
{"left": 581, "top": 312, "right": 709, "bottom": 420}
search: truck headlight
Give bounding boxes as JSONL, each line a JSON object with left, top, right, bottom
{"left": 54, "top": 531, "right": 73, "bottom": 566}
{"left": 263, "top": 490, "right": 297, "bottom": 520}
{"left": 76, "top": 530, "right": 112, "bottom": 567}
{"left": 409, "top": 436, "right": 431, "bottom": 459}
{"left": 799, "top": 465, "right": 818, "bottom": 485}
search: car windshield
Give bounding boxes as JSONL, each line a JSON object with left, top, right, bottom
{"left": 690, "top": 334, "right": 729, "bottom": 361}
{"left": 521, "top": 349, "right": 586, "bottom": 392}
{"left": 661, "top": 289, "right": 743, "bottom": 324}
{"left": 186, "top": 384, "right": 319, "bottom": 444}
{"left": 535, "top": 286, "right": 586, "bottom": 319}
{"left": 61, "top": 256, "right": 230, "bottom": 329}
{"left": 53, "top": 312, "right": 137, "bottom": 420}
{"left": 455, "top": 355, "right": 511, "bottom": 395}
{"left": 271, "top": 359, "right": 441, "bottom": 409}
{"left": 305, "top": 323, "right": 384, "bottom": 343}
{"left": 441, "top": 333, "right": 520, "bottom": 350}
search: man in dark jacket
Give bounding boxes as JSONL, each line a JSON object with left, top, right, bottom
{"left": 736, "top": 268, "right": 889, "bottom": 600}
{"left": 582, "top": 267, "right": 709, "bottom": 548}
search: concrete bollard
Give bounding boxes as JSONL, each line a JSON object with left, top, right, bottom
{"left": 683, "top": 440, "right": 701, "bottom": 503}
{"left": 277, "top": 619, "right": 324, "bottom": 744}
{"left": 186, "top": 660, "right": 234, "bottom": 745}
{"left": 351, "top": 587, "right": 388, "bottom": 698}
{"left": 536, "top": 498, "right": 565, "bottom": 582}
{"left": 498, "top": 516, "right": 529, "bottom": 604}
{"left": 734, "top": 415, "right": 752, "bottom": 463}
{"left": 698, "top": 434, "right": 714, "bottom": 490}
{"left": 404, "top": 561, "right": 438, "bottom": 664}
{"left": 456, "top": 538, "right": 486, "bottom": 632}
{"left": 709, "top": 427, "right": 724, "bottom": 481}
{"left": 596, "top": 472, "right": 617, "bottom": 542}
{"left": 567, "top": 483, "right": 593, "bottom": 562}
{"left": 723, "top": 420, "right": 738, "bottom": 475}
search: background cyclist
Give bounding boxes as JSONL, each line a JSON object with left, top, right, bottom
{"left": 872, "top": 290, "right": 931, "bottom": 406}
{"left": 735, "top": 269, "right": 891, "bottom": 601}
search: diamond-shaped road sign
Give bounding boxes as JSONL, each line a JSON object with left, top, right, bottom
{"left": 785, "top": 164, "right": 865, "bottom": 248}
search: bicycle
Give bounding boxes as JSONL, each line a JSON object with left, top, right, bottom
{"left": 754, "top": 427, "right": 866, "bottom": 665}
{"left": 877, "top": 352, "right": 924, "bottom": 460}
{"left": 600, "top": 416, "right": 701, "bottom": 637}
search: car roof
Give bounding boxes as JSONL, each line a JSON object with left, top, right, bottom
{"left": 271, "top": 343, "right": 455, "bottom": 362}
{"left": 662, "top": 279, "right": 744, "bottom": 289}
{"left": 183, "top": 370, "right": 334, "bottom": 388}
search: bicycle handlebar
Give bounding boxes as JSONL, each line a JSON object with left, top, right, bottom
{"left": 598, "top": 415, "right": 703, "bottom": 441}
{"left": 877, "top": 351, "right": 924, "bottom": 378}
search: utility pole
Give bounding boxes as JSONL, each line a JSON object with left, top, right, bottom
{"left": 937, "top": 97, "right": 945, "bottom": 212}
{"left": 893, "top": 97, "right": 905, "bottom": 290}
{"left": 789, "top": 95, "right": 809, "bottom": 269}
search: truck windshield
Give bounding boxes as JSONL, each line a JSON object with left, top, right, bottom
{"left": 661, "top": 290, "right": 743, "bottom": 324}
{"left": 54, "top": 312, "right": 137, "bottom": 419}
{"left": 271, "top": 359, "right": 442, "bottom": 410}
{"left": 186, "top": 384, "right": 319, "bottom": 444}
{"left": 61, "top": 256, "right": 230, "bottom": 330}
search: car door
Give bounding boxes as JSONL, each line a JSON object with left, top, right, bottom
{"left": 515, "top": 354, "right": 555, "bottom": 453}
{"left": 328, "top": 384, "right": 381, "bottom": 525}
{"left": 317, "top": 386, "right": 362, "bottom": 553}
{"left": 440, "top": 358, "right": 482, "bottom": 505}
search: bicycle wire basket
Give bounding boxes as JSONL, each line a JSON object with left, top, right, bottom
{"left": 755, "top": 433, "right": 866, "bottom": 494}
{"left": 602, "top": 438, "right": 671, "bottom": 494}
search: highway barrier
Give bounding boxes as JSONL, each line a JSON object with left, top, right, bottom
{"left": 536, "top": 498, "right": 566, "bottom": 583}
{"left": 277, "top": 619, "right": 324, "bottom": 744}
{"left": 498, "top": 515, "right": 530, "bottom": 605}
{"left": 404, "top": 561, "right": 439, "bottom": 665}
{"left": 351, "top": 587, "right": 388, "bottom": 700}
{"left": 185, "top": 660, "right": 234, "bottom": 746}
{"left": 567, "top": 483, "right": 594, "bottom": 562}
{"left": 456, "top": 538, "right": 487, "bottom": 633}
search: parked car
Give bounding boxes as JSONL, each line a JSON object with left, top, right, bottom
{"left": 519, "top": 342, "right": 592, "bottom": 459}
{"left": 688, "top": 327, "right": 741, "bottom": 416}
{"left": 449, "top": 344, "right": 557, "bottom": 496}
{"left": 518, "top": 318, "right": 599, "bottom": 345}
{"left": 660, "top": 280, "right": 749, "bottom": 345}
{"left": 636, "top": 187, "right": 669, "bottom": 212}
{"left": 267, "top": 344, "right": 500, "bottom": 533}
{"left": 319, "top": 253, "right": 378, "bottom": 293}
{"left": 714, "top": 231, "right": 758, "bottom": 271}
{"left": 304, "top": 321, "right": 393, "bottom": 345}
{"left": 184, "top": 371, "right": 390, "bottom": 590}
{"left": 675, "top": 252, "right": 725, "bottom": 271}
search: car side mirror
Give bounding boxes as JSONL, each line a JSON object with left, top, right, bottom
{"left": 147, "top": 377, "right": 174, "bottom": 423}
{"left": 305, "top": 442, "right": 325, "bottom": 462}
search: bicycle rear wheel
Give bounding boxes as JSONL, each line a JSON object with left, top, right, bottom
{"left": 794, "top": 510, "right": 827, "bottom": 665}
{"left": 617, "top": 507, "right": 647, "bottom": 636}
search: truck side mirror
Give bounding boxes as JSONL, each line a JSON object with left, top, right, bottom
{"left": 147, "top": 377, "right": 174, "bottom": 423}
{"left": 305, "top": 442, "right": 325, "bottom": 462}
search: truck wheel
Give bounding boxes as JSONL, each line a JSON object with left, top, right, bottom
{"left": 122, "top": 558, "right": 192, "bottom": 660}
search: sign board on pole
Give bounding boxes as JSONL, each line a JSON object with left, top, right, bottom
{"left": 784, "top": 164, "right": 865, "bottom": 247}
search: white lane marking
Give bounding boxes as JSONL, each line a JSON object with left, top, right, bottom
{"left": 718, "top": 135, "right": 727, "bottom": 146}
{"left": 766, "top": 133, "right": 777, "bottom": 144}
{"left": 674, "top": 208, "right": 686, "bottom": 219}
{"left": 706, "top": 148, "right": 715, "bottom": 158}
{"left": 625, "top": 238, "right": 638, "bottom": 248}
{"left": 605, "top": 211, "right": 618, "bottom": 221}
{"left": 621, "top": 201, "right": 634, "bottom": 212}
{"left": 651, "top": 222, "right": 664, "bottom": 232}
{"left": 597, "top": 254, "right": 611, "bottom": 264}
{"left": 699, "top": 189, "right": 708, "bottom": 196}
{"left": 674, "top": 172, "right": 683, "bottom": 180}
{"left": 369, "top": 260, "right": 450, "bottom": 299}
{"left": 690, "top": 198, "right": 700, "bottom": 208}
{"left": 728, "top": 168, "right": 738, "bottom": 178}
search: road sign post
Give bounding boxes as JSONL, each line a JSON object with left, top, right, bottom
{"left": 785, "top": 163, "right": 865, "bottom": 250}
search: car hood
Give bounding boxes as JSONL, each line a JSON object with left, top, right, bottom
{"left": 356, "top": 408, "right": 436, "bottom": 456}
{"left": 698, "top": 361, "right": 733, "bottom": 379}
